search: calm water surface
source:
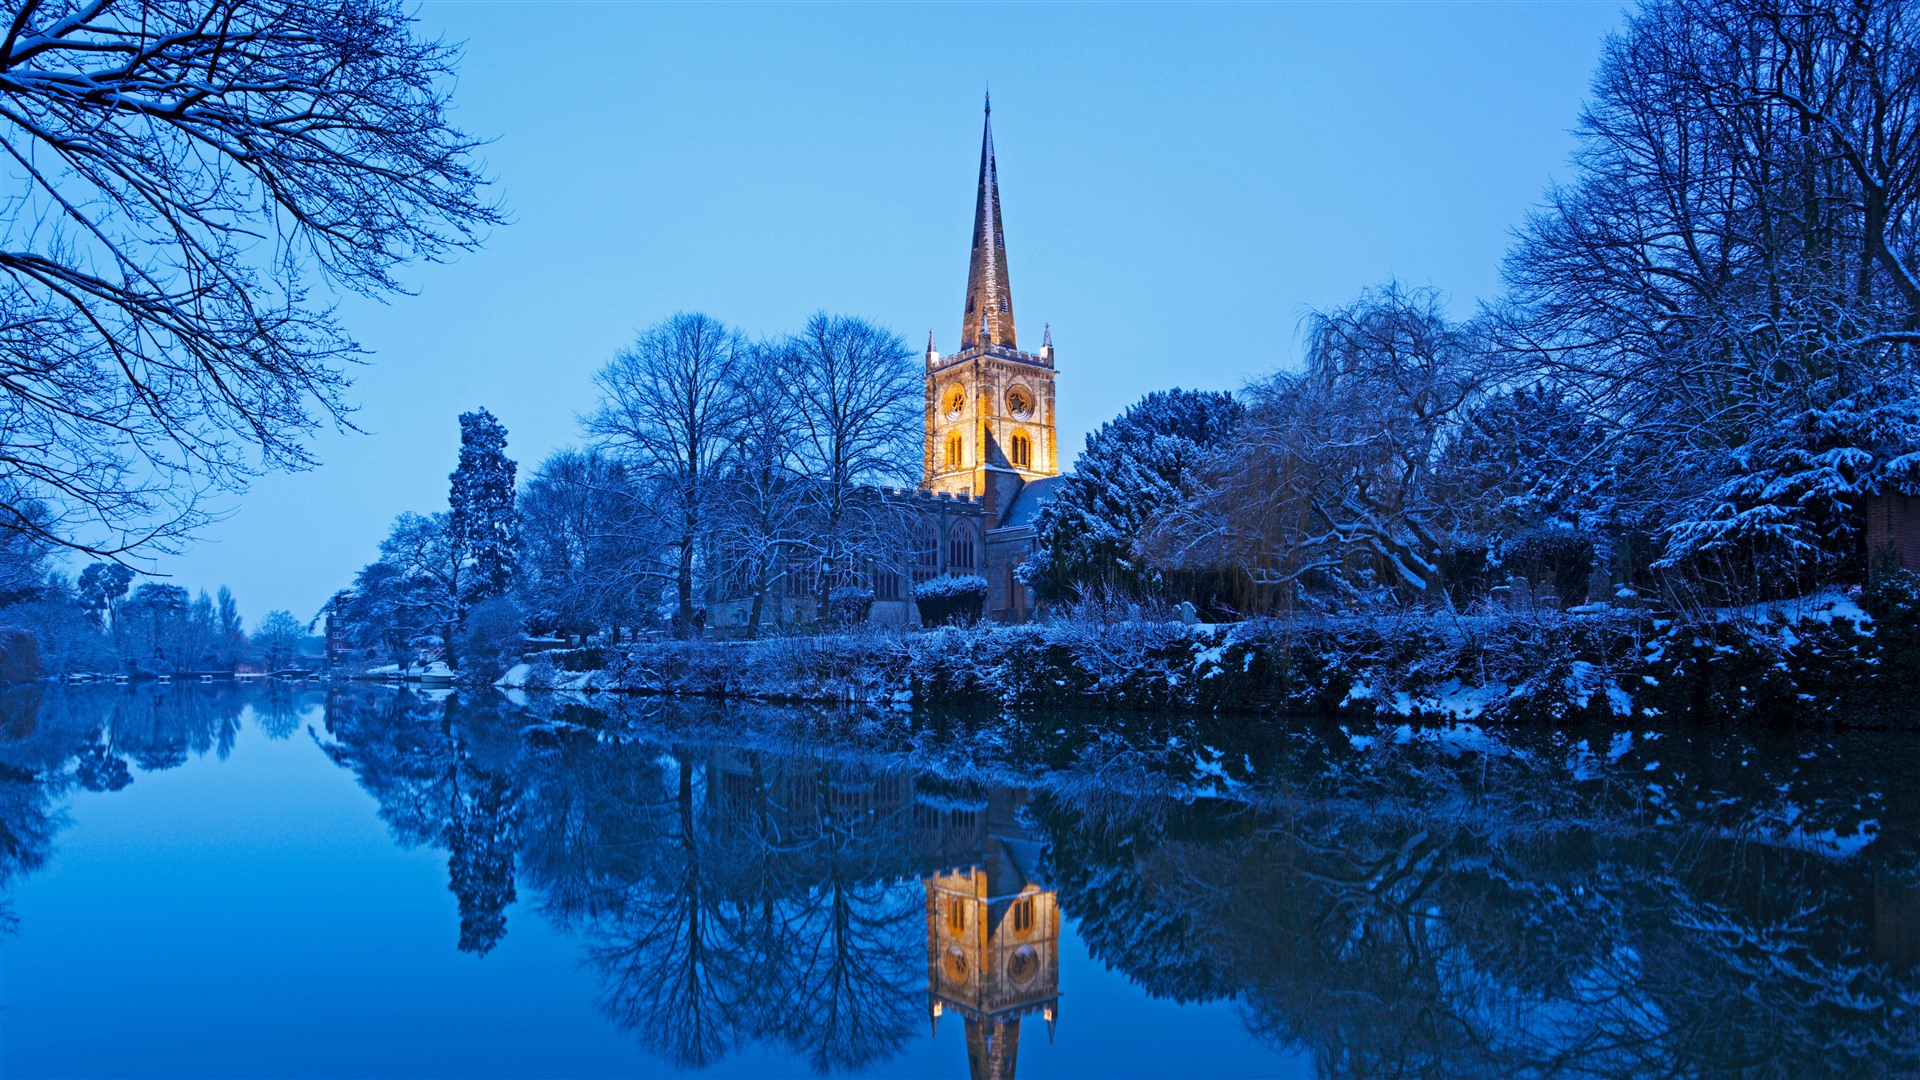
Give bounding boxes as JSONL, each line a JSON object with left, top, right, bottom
{"left": 0, "top": 684, "right": 1915, "bottom": 1078}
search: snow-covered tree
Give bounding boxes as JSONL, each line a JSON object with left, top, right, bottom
{"left": 448, "top": 409, "right": 518, "bottom": 606}
{"left": 252, "top": 610, "right": 306, "bottom": 672}
{"left": 379, "top": 511, "right": 464, "bottom": 664}
{"left": 75, "top": 563, "right": 134, "bottom": 633}
{"left": 1023, "top": 388, "right": 1244, "bottom": 605}
{"left": 1144, "top": 285, "right": 1481, "bottom": 609}
{"left": 1494, "top": 0, "right": 1920, "bottom": 599}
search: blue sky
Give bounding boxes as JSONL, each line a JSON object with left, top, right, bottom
{"left": 147, "top": 1, "right": 1625, "bottom": 625}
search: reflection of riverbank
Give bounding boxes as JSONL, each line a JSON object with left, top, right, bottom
{"left": 3, "top": 684, "right": 1918, "bottom": 1076}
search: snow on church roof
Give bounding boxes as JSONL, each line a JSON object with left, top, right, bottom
{"left": 999, "top": 475, "right": 1063, "bottom": 531}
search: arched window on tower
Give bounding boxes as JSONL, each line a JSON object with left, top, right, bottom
{"left": 949, "top": 525, "right": 976, "bottom": 569}
{"left": 1011, "top": 432, "right": 1031, "bottom": 469}
{"left": 946, "top": 432, "right": 964, "bottom": 469}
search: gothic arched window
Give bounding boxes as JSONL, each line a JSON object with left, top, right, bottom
{"left": 1011, "top": 432, "right": 1031, "bottom": 469}
{"left": 946, "top": 432, "right": 964, "bottom": 468}
{"left": 948, "top": 526, "right": 976, "bottom": 569}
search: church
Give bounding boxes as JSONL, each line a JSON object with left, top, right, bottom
{"left": 882, "top": 94, "right": 1063, "bottom": 624}
{"left": 710, "top": 97, "right": 1061, "bottom": 631}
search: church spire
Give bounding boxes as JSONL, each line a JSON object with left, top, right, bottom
{"left": 962, "top": 92, "right": 1016, "bottom": 351}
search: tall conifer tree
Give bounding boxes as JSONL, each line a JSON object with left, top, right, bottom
{"left": 448, "top": 410, "right": 519, "bottom": 606}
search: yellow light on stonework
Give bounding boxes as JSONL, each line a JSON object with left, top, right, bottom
{"left": 932, "top": 1002, "right": 944, "bottom": 1018}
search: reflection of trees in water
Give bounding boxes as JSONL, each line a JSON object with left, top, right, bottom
{"left": 8, "top": 683, "right": 1910, "bottom": 1077}
{"left": 0, "top": 682, "right": 317, "bottom": 935}
{"left": 531, "top": 740, "right": 924, "bottom": 1072}
{"left": 1036, "top": 728, "right": 1920, "bottom": 1079}
{"left": 320, "top": 687, "right": 523, "bottom": 955}
{"left": 323, "top": 692, "right": 1920, "bottom": 1078}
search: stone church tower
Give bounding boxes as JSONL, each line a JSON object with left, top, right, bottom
{"left": 924, "top": 94, "right": 1060, "bottom": 522}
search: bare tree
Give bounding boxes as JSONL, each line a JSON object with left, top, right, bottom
{"left": 782, "top": 313, "right": 919, "bottom": 605}
{"left": 0, "top": 0, "right": 502, "bottom": 559}
{"left": 519, "top": 447, "right": 652, "bottom": 642}
{"left": 709, "top": 345, "right": 806, "bottom": 637}
{"left": 588, "top": 313, "right": 748, "bottom": 636}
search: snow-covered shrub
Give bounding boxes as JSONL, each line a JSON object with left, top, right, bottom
{"left": 915, "top": 575, "right": 986, "bottom": 626}
{"left": 0, "top": 628, "right": 39, "bottom": 684}
{"left": 455, "top": 596, "right": 523, "bottom": 682}
{"left": 1497, "top": 529, "right": 1596, "bottom": 607}
{"left": 827, "top": 586, "right": 875, "bottom": 628}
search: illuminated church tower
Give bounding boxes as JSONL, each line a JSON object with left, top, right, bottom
{"left": 924, "top": 94, "right": 1060, "bottom": 514}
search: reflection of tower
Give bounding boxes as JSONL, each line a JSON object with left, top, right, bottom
{"left": 922, "top": 788, "right": 1060, "bottom": 1080}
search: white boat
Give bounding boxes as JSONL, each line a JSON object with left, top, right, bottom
{"left": 418, "top": 661, "right": 457, "bottom": 686}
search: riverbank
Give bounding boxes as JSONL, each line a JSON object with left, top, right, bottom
{"left": 496, "top": 580, "right": 1920, "bottom": 728}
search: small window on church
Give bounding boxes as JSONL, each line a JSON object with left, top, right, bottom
{"left": 949, "top": 898, "right": 967, "bottom": 933}
{"left": 946, "top": 433, "right": 964, "bottom": 468}
{"left": 1011, "top": 432, "right": 1031, "bottom": 469}
{"left": 999, "top": 298, "right": 1009, "bottom": 312}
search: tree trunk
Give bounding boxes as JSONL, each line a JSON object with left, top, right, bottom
{"left": 677, "top": 538, "right": 697, "bottom": 638}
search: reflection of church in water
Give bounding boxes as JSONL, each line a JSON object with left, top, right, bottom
{"left": 703, "top": 748, "right": 1060, "bottom": 1079}
{"left": 921, "top": 789, "right": 1060, "bottom": 1080}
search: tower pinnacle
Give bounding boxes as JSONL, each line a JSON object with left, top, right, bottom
{"left": 962, "top": 96, "right": 1015, "bottom": 350}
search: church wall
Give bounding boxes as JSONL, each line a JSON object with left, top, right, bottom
{"left": 985, "top": 530, "right": 1036, "bottom": 622}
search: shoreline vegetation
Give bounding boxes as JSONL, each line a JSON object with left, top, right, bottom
{"left": 487, "top": 574, "right": 1920, "bottom": 729}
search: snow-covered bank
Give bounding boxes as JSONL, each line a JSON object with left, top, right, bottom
{"left": 497, "top": 585, "right": 1920, "bottom": 726}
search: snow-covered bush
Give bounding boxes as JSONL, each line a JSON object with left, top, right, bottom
{"left": 827, "top": 586, "right": 875, "bottom": 628}
{"left": 455, "top": 596, "right": 524, "bottom": 683}
{"left": 1497, "top": 528, "right": 1596, "bottom": 607}
{"left": 915, "top": 575, "right": 986, "bottom": 626}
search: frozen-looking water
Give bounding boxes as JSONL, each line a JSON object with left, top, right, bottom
{"left": 0, "top": 684, "right": 1916, "bottom": 1078}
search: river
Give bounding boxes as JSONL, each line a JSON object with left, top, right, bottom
{"left": 0, "top": 683, "right": 1914, "bottom": 1077}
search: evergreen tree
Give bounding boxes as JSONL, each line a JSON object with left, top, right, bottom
{"left": 448, "top": 409, "right": 519, "bottom": 606}
{"left": 1022, "top": 389, "right": 1243, "bottom": 604}
{"left": 215, "top": 586, "right": 245, "bottom": 661}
